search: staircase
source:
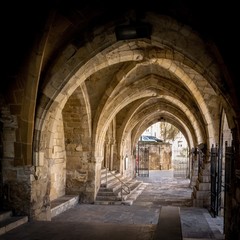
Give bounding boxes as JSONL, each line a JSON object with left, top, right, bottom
{"left": 94, "top": 169, "right": 143, "bottom": 205}
{"left": 0, "top": 210, "right": 28, "bottom": 236}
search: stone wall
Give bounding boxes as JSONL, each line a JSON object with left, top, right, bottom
{"left": 138, "top": 142, "right": 172, "bottom": 170}
{"left": 0, "top": 103, "right": 31, "bottom": 215}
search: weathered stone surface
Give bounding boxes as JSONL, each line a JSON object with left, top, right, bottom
{"left": 138, "top": 142, "right": 172, "bottom": 170}
{"left": 0, "top": 5, "right": 239, "bottom": 239}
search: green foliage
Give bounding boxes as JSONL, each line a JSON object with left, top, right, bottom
{"left": 159, "top": 122, "right": 180, "bottom": 142}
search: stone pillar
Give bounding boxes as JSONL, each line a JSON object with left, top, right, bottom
{"left": 31, "top": 171, "right": 51, "bottom": 221}
{"left": 110, "top": 141, "right": 114, "bottom": 170}
{"left": 94, "top": 156, "right": 104, "bottom": 199}
{"left": 103, "top": 138, "right": 110, "bottom": 169}
{"left": 112, "top": 139, "right": 119, "bottom": 171}
{"left": 0, "top": 107, "right": 34, "bottom": 218}
{"left": 190, "top": 148, "right": 198, "bottom": 187}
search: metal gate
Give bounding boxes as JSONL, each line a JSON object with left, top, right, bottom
{"left": 224, "top": 141, "right": 234, "bottom": 235}
{"left": 173, "top": 160, "right": 188, "bottom": 178}
{"left": 210, "top": 144, "right": 222, "bottom": 217}
{"left": 225, "top": 141, "right": 233, "bottom": 193}
{"left": 136, "top": 142, "right": 149, "bottom": 177}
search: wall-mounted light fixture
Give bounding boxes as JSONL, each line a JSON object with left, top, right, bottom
{"left": 159, "top": 117, "right": 165, "bottom": 122}
{"left": 115, "top": 22, "right": 151, "bottom": 40}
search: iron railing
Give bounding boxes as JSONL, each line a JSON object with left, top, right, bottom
{"left": 105, "top": 167, "right": 131, "bottom": 201}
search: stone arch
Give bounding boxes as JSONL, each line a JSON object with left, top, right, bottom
{"left": 116, "top": 93, "right": 205, "bottom": 152}
{"left": 36, "top": 41, "right": 226, "bottom": 165}
{"left": 133, "top": 117, "right": 192, "bottom": 148}
{"left": 131, "top": 110, "right": 194, "bottom": 149}
{"left": 127, "top": 107, "right": 195, "bottom": 153}
{"left": 31, "top": 12, "right": 238, "bottom": 220}
{"left": 95, "top": 68, "right": 209, "bottom": 157}
{"left": 34, "top": 12, "right": 236, "bottom": 162}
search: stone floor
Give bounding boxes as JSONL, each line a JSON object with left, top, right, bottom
{"left": 1, "top": 169, "right": 225, "bottom": 240}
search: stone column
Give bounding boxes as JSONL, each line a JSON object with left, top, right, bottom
{"left": 190, "top": 148, "right": 198, "bottom": 187}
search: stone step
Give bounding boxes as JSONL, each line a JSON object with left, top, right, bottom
{"left": 193, "top": 186, "right": 210, "bottom": 199}
{"left": 95, "top": 195, "right": 122, "bottom": 201}
{"left": 101, "top": 173, "right": 123, "bottom": 188}
{"left": 0, "top": 211, "right": 28, "bottom": 236}
{"left": 120, "top": 182, "right": 147, "bottom": 206}
{"left": 198, "top": 175, "right": 211, "bottom": 182}
{"left": 0, "top": 211, "right": 12, "bottom": 221}
{"left": 93, "top": 200, "right": 125, "bottom": 205}
{"left": 95, "top": 184, "right": 140, "bottom": 202}
{"left": 128, "top": 181, "right": 142, "bottom": 191}
{"left": 103, "top": 178, "right": 127, "bottom": 191}
{"left": 99, "top": 179, "right": 138, "bottom": 196}
{"left": 191, "top": 189, "right": 210, "bottom": 208}
{"left": 196, "top": 179, "right": 211, "bottom": 191}
{"left": 100, "top": 168, "right": 118, "bottom": 178}
{"left": 95, "top": 173, "right": 143, "bottom": 205}
{"left": 97, "top": 190, "right": 117, "bottom": 196}
{"left": 50, "top": 195, "right": 79, "bottom": 218}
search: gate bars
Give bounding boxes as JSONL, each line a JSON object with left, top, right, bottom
{"left": 137, "top": 141, "right": 150, "bottom": 177}
{"left": 210, "top": 144, "right": 222, "bottom": 217}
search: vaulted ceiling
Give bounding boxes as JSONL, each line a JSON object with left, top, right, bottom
{"left": 2, "top": 0, "right": 239, "bottom": 157}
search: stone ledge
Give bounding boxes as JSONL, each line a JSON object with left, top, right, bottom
{"left": 51, "top": 195, "right": 79, "bottom": 218}
{"left": 0, "top": 215, "right": 28, "bottom": 236}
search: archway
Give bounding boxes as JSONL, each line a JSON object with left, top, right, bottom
{"left": 28, "top": 12, "right": 237, "bottom": 225}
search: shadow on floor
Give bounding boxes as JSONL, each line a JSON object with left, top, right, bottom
{"left": 1, "top": 170, "right": 224, "bottom": 240}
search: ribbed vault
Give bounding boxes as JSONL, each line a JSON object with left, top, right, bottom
{"left": 35, "top": 13, "right": 228, "bottom": 164}
{"left": 1, "top": 1, "right": 239, "bottom": 227}
{"left": 30, "top": 9, "right": 238, "bottom": 211}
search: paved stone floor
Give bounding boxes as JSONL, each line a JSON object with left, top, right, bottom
{"left": 1, "top": 170, "right": 225, "bottom": 240}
